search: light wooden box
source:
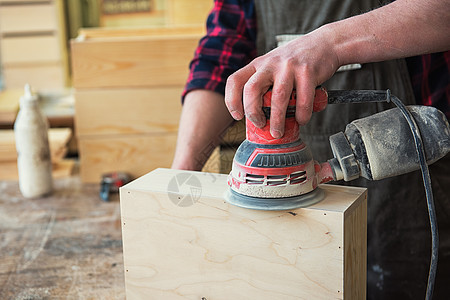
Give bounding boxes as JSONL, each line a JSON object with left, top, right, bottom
{"left": 120, "top": 168, "right": 367, "bottom": 299}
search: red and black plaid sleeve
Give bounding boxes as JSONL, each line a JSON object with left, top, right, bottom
{"left": 406, "top": 51, "right": 450, "bottom": 119}
{"left": 182, "top": 0, "right": 257, "bottom": 102}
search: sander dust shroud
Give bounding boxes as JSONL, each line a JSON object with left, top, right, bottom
{"left": 224, "top": 88, "right": 450, "bottom": 299}
{"left": 225, "top": 89, "right": 450, "bottom": 210}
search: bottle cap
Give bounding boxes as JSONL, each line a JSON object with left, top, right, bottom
{"left": 19, "top": 84, "right": 38, "bottom": 107}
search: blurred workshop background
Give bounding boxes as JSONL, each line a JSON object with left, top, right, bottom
{"left": 0, "top": 0, "right": 242, "bottom": 183}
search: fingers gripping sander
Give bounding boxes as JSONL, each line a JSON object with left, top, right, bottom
{"left": 225, "top": 89, "right": 450, "bottom": 210}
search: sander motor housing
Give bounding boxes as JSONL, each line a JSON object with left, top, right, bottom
{"left": 227, "top": 90, "right": 333, "bottom": 201}
{"left": 226, "top": 89, "right": 450, "bottom": 210}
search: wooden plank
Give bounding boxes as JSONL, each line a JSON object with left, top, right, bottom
{"left": 0, "top": 127, "right": 72, "bottom": 162}
{"left": 0, "top": 89, "right": 21, "bottom": 124}
{"left": 78, "top": 26, "right": 205, "bottom": 39}
{"left": 0, "top": 3, "right": 57, "bottom": 34}
{"left": 120, "top": 168, "right": 367, "bottom": 299}
{"left": 70, "top": 34, "right": 201, "bottom": 88}
{"left": 78, "top": 133, "right": 177, "bottom": 183}
{"left": 74, "top": 87, "right": 182, "bottom": 136}
{"left": 1, "top": 35, "right": 61, "bottom": 65}
{"left": 2, "top": 63, "right": 65, "bottom": 89}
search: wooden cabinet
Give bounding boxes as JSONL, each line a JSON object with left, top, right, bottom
{"left": 71, "top": 27, "right": 204, "bottom": 182}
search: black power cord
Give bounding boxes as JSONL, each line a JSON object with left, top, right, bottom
{"left": 388, "top": 90, "right": 439, "bottom": 300}
{"left": 328, "top": 88, "right": 439, "bottom": 298}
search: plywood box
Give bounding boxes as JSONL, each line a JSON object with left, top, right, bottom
{"left": 78, "top": 134, "right": 177, "bottom": 183}
{"left": 75, "top": 87, "right": 182, "bottom": 136}
{"left": 120, "top": 168, "right": 367, "bottom": 299}
{"left": 71, "top": 33, "right": 202, "bottom": 88}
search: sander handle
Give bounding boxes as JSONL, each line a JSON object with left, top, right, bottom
{"left": 325, "top": 89, "right": 392, "bottom": 104}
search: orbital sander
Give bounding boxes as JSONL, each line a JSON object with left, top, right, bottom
{"left": 225, "top": 89, "right": 450, "bottom": 211}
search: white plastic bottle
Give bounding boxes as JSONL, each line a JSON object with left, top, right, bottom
{"left": 14, "top": 84, "right": 53, "bottom": 198}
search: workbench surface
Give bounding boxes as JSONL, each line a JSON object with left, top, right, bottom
{"left": 0, "top": 175, "right": 125, "bottom": 299}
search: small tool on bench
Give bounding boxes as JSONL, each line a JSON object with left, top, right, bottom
{"left": 100, "top": 172, "right": 131, "bottom": 201}
{"left": 225, "top": 89, "right": 450, "bottom": 210}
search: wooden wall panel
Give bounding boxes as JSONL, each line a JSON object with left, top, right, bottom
{"left": 120, "top": 168, "right": 367, "bottom": 299}
{"left": 75, "top": 87, "right": 182, "bottom": 136}
{"left": 78, "top": 134, "right": 177, "bottom": 183}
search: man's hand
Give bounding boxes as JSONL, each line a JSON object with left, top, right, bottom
{"left": 224, "top": 29, "right": 339, "bottom": 139}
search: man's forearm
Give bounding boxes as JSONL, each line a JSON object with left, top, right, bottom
{"left": 325, "top": 0, "right": 450, "bottom": 66}
{"left": 171, "top": 90, "right": 234, "bottom": 171}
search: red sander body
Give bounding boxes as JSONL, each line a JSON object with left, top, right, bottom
{"left": 226, "top": 90, "right": 333, "bottom": 210}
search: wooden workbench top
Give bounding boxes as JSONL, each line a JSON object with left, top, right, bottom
{"left": 0, "top": 175, "right": 125, "bottom": 299}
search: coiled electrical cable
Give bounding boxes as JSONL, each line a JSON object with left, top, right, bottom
{"left": 387, "top": 90, "right": 438, "bottom": 300}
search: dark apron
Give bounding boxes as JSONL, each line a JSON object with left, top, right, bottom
{"left": 255, "top": 1, "right": 450, "bottom": 299}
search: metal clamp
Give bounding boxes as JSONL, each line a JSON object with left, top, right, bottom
{"left": 329, "top": 132, "right": 360, "bottom": 181}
